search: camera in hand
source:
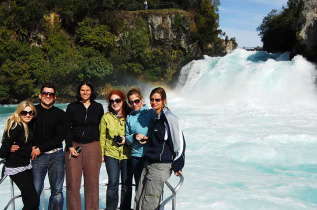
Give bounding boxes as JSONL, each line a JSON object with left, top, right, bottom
{"left": 140, "top": 138, "right": 147, "bottom": 142}
{"left": 75, "top": 146, "right": 82, "bottom": 153}
{"left": 113, "top": 135, "right": 123, "bottom": 144}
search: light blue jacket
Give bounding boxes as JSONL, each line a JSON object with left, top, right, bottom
{"left": 125, "top": 105, "right": 155, "bottom": 157}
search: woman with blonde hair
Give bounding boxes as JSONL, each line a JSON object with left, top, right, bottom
{"left": 0, "top": 100, "right": 39, "bottom": 210}
{"left": 125, "top": 87, "right": 155, "bottom": 190}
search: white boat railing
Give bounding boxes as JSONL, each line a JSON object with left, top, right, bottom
{"left": 2, "top": 165, "right": 184, "bottom": 210}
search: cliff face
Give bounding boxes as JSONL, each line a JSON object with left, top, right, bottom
{"left": 223, "top": 40, "right": 236, "bottom": 53}
{"left": 115, "top": 10, "right": 202, "bottom": 57}
{"left": 114, "top": 10, "right": 235, "bottom": 57}
{"left": 296, "top": 0, "right": 317, "bottom": 61}
{"left": 31, "top": 10, "right": 235, "bottom": 61}
{"left": 146, "top": 13, "right": 201, "bottom": 55}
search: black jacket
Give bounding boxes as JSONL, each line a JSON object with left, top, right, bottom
{"left": 145, "top": 110, "right": 185, "bottom": 173}
{"left": 33, "top": 104, "right": 67, "bottom": 152}
{"left": 65, "top": 101, "right": 104, "bottom": 149}
{"left": 0, "top": 124, "right": 33, "bottom": 167}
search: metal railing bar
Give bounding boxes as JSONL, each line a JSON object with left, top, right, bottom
{"left": 125, "top": 2, "right": 181, "bottom": 11}
{"left": 0, "top": 174, "right": 8, "bottom": 184}
{"left": 4, "top": 197, "right": 21, "bottom": 210}
{"left": 10, "top": 179, "right": 17, "bottom": 210}
{"left": 159, "top": 174, "right": 184, "bottom": 210}
{"left": 40, "top": 183, "right": 137, "bottom": 210}
{"left": 4, "top": 175, "right": 183, "bottom": 210}
{"left": 4, "top": 195, "right": 22, "bottom": 210}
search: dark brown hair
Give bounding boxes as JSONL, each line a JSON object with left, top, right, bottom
{"left": 150, "top": 87, "right": 168, "bottom": 109}
{"left": 40, "top": 82, "right": 56, "bottom": 94}
{"left": 150, "top": 87, "right": 167, "bottom": 100}
{"left": 76, "top": 80, "right": 97, "bottom": 101}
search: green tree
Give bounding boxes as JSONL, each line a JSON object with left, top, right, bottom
{"left": 257, "top": 0, "right": 303, "bottom": 52}
{"left": 77, "top": 18, "right": 115, "bottom": 54}
{"left": 194, "top": 0, "right": 222, "bottom": 54}
{"left": 119, "top": 17, "right": 150, "bottom": 60}
{"left": 0, "top": 0, "right": 45, "bottom": 37}
{"left": 79, "top": 47, "right": 113, "bottom": 84}
{"left": 0, "top": 60, "right": 35, "bottom": 102}
{"left": 28, "top": 46, "right": 50, "bottom": 97}
{"left": 0, "top": 27, "right": 37, "bottom": 102}
{"left": 42, "top": 30, "right": 72, "bottom": 60}
{"left": 257, "top": 9, "right": 278, "bottom": 39}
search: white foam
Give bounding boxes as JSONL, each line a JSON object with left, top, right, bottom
{"left": 177, "top": 49, "right": 317, "bottom": 107}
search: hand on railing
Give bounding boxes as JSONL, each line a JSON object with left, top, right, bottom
{"left": 174, "top": 170, "right": 182, "bottom": 177}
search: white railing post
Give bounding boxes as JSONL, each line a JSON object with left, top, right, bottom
{"left": 172, "top": 196, "right": 176, "bottom": 210}
{"left": 41, "top": 189, "right": 45, "bottom": 210}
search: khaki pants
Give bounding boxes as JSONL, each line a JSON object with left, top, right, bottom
{"left": 134, "top": 161, "right": 172, "bottom": 210}
{"left": 65, "top": 141, "right": 102, "bottom": 210}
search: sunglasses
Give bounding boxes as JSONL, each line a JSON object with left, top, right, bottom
{"left": 128, "top": 99, "right": 141, "bottom": 105}
{"left": 150, "top": 98, "right": 162, "bottom": 102}
{"left": 20, "top": 110, "right": 34, "bottom": 116}
{"left": 41, "top": 92, "right": 55, "bottom": 98}
{"left": 109, "top": 98, "right": 122, "bottom": 105}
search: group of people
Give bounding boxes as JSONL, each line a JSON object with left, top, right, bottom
{"left": 0, "top": 81, "right": 186, "bottom": 210}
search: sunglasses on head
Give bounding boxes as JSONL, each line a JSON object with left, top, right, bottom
{"left": 20, "top": 110, "right": 34, "bottom": 116}
{"left": 109, "top": 98, "right": 122, "bottom": 105}
{"left": 41, "top": 92, "right": 55, "bottom": 98}
{"left": 150, "top": 98, "right": 162, "bottom": 102}
{"left": 128, "top": 99, "right": 141, "bottom": 105}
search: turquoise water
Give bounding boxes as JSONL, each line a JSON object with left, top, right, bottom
{"left": 1, "top": 49, "right": 317, "bottom": 209}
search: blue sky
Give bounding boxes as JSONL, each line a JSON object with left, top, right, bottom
{"left": 219, "top": 0, "right": 288, "bottom": 48}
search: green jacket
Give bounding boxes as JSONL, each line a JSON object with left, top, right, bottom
{"left": 99, "top": 112, "right": 131, "bottom": 160}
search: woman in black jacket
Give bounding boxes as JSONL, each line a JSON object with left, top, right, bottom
{"left": 134, "top": 87, "right": 185, "bottom": 210}
{"left": 0, "top": 100, "right": 39, "bottom": 210}
{"left": 65, "top": 81, "right": 104, "bottom": 210}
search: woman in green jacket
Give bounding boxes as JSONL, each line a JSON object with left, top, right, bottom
{"left": 99, "top": 90, "right": 132, "bottom": 210}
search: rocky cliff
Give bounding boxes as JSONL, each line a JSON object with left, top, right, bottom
{"left": 296, "top": 0, "right": 317, "bottom": 61}
{"left": 114, "top": 10, "right": 234, "bottom": 57}
{"left": 115, "top": 10, "right": 202, "bottom": 56}
{"left": 26, "top": 9, "right": 235, "bottom": 86}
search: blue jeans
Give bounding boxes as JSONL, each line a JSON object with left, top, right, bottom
{"left": 105, "top": 156, "right": 132, "bottom": 210}
{"left": 132, "top": 157, "right": 145, "bottom": 190}
{"left": 32, "top": 149, "right": 65, "bottom": 210}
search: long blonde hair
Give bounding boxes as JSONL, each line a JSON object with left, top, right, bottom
{"left": 4, "top": 100, "right": 37, "bottom": 141}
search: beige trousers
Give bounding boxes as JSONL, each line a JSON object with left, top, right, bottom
{"left": 134, "top": 161, "right": 172, "bottom": 210}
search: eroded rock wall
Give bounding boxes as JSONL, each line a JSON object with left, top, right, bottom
{"left": 297, "top": 0, "right": 317, "bottom": 60}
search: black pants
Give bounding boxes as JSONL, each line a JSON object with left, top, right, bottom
{"left": 10, "top": 169, "right": 39, "bottom": 210}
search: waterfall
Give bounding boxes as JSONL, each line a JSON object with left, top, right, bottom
{"left": 176, "top": 49, "right": 317, "bottom": 106}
